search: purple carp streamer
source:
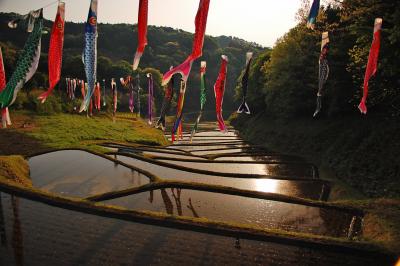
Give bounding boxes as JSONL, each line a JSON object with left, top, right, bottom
{"left": 237, "top": 52, "right": 253, "bottom": 114}
{"left": 307, "top": 0, "right": 320, "bottom": 30}
{"left": 147, "top": 73, "right": 154, "bottom": 125}
{"left": 80, "top": 0, "right": 98, "bottom": 112}
{"left": 0, "top": 9, "right": 43, "bottom": 109}
{"left": 120, "top": 76, "right": 135, "bottom": 113}
{"left": 313, "top": 32, "right": 329, "bottom": 117}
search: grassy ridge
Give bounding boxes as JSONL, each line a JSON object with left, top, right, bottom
{"left": 0, "top": 111, "right": 168, "bottom": 155}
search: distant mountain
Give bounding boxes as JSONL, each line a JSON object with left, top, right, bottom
{"left": 0, "top": 12, "right": 264, "bottom": 115}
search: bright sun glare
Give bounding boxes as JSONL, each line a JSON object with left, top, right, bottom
{"left": 254, "top": 179, "right": 279, "bottom": 193}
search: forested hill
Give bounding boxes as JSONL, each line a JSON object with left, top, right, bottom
{"left": 231, "top": 0, "right": 400, "bottom": 198}
{"left": 0, "top": 12, "right": 263, "bottom": 115}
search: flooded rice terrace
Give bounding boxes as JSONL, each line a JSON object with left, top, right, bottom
{"left": 0, "top": 122, "right": 396, "bottom": 265}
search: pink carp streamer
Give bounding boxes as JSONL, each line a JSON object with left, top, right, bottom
{"left": 132, "top": 0, "right": 148, "bottom": 70}
{"left": 0, "top": 47, "right": 11, "bottom": 128}
{"left": 358, "top": 18, "right": 382, "bottom": 115}
{"left": 38, "top": 2, "right": 65, "bottom": 103}
{"left": 214, "top": 55, "right": 228, "bottom": 132}
{"left": 161, "top": 0, "right": 210, "bottom": 86}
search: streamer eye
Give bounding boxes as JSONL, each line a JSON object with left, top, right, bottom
{"left": 89, "top": 16, "right": 97, "bottom": 26}
{"left": 57, "top": 21, "right": 63, "bottom": 30}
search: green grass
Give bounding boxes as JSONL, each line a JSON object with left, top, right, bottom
{"left": 0, "top": 111, "right": 168, "bottom": 155}
{"left": 0, "top": 155, "right": 31, "bottom": 187}
{"left": 335, "top": 199, "right": 400, "bottom": 255}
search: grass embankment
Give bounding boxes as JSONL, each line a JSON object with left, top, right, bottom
{"left": 0, "top": 155, "right": 31, "bottom": 187}
{"left": 0, "top": 111, "right": 168, "bottom": 155}
{"left": 230, "top": 113, "right": 400, "bottom": 255}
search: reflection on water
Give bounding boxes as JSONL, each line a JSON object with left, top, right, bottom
{"left": 0, "top": 193, "right": 394, "bottom": 265}
{"left": 158, "top": 160, "right": 314, "bottom": 178}
{"left": 173, "top": 140, "right": 245, "bottom": 145}
{"left": 0, "top": 192, "right": 7, "bottom": 246}
{"left": 214, "top": 155, "right": 305, "bottom": 162}
{"left": 104, "top": 188, "right": 357, "bottom": 238}
{"left": 142, "top": 151, "right": 207, "bottom": 160}
{"left": 192, "top": 148, "right": 246, "bottom": 156}
{"left": 115, "top": 155, "right": 326, "bottom": 200}
{"left": 28, "top": 150, "right": 149, "bottom": 198}
{"left": 254, "top": 179, "right": 279, "bottom": 193}
{"left": 11, "top": 196, "right": 23, "bottom": 266}
{"left": 165, "top": 144, "right": 249, "bottom": 152}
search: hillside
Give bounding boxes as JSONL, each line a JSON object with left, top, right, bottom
{"left": 0, "top": 12, "right": 263, "bottom": 117}
{"left": 231, "top": 0, "right": 400, "bottom": 198}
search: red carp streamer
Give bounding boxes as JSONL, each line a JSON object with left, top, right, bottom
{"left": 94, "top": 82, "right": 101, "bottom": 110}
{"left": 38, "top": 2, "right": 65, "bottom": 103}
{"left": 133, "top": 0, "right": 148, "bottom": 70}
{"left": 162, "top": 0, "right": 210, "bottom": 85}
{"left": 0, "top": 47, "right": 11, "bottom": 128}
{"left": 80, "top": 80, "right": 86, "bottom": 99}
{"left": 214, "top": 55, "right": 228, "bottom": 132}
{"left": 358, "top": 18, "right": 382, "bottom": 115}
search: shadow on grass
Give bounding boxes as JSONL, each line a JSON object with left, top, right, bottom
{"left": 0, "top": 130, "right": 48, "bottom": 156}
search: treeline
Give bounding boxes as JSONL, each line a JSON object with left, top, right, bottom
{"left": 0, "top": 12, "right": 262, "bottom": 117}
{"left": 232, "top": 0, "right": 400, "bottom": 197}
{"left": 235, "top": 0, "right": 400, "bottom": 118}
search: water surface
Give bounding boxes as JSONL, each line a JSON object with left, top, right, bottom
{"left": 115, "top": 155, "right": 326, "bottom": 200}
{"left": 29, "top": 150, "right": 149, "bottom": 198}
{"left": 104, "top": 188, "right": 357, "bottom": 238}
{"left": 1, "top": 193, "right": 391, "bottom": 265}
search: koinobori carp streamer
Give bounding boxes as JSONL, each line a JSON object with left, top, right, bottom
{"left": 313, "top": 32, "right": 329, "bottom": 117}
{"left": 214, "top": 55, "right": 228, "bottom": 133}
{"left": 0, "top": 9, "right": 43, "bottom": 109}
{"left": 156, "top": 66, "right": 174, "bottom": 131}
{"left": 80, "top": 0, "right": 98, "bottom": 112}
{"left": 0, "top": 47, "right": 11, "bottom": 128}
{"left": 111, "top": 78, "right": 117, "bottom": 115}
{"left": 190, "top": 61, "right": 207, "bottom": 141}
{"left": 147, "top": 73, "right": 154, "bottom": 125}
{"left": 237, "top": 52, "right": 253, "bottom": 115}
{"left": 358, "top": 18, "right": 382, "bottom": 115}
{"left": 161, "top": 0, "right": 210, "bottom": 86}
{"left": 171, "top": 79, "right": 186, "bottom": 142}
{"left": 307, "top": 0, "right": 320, "bottom": 30}
{"left": 38, "top": 2, "right": 65, "bottom": 103}
{"left": 132, "top": 0, "right": 148, "bottom": 70}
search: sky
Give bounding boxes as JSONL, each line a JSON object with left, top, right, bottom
{"left": 0, "top": 0, "right": 302, "bottom": 47}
